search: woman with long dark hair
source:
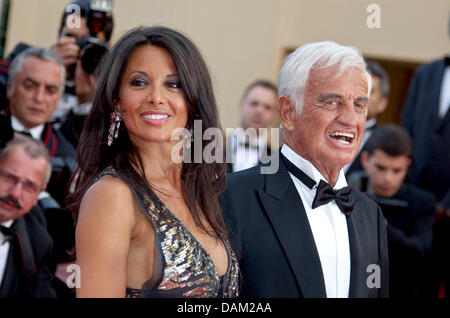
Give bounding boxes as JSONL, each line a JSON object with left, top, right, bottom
{"left": 71, "top": 26, "right": 239, "bottom": 298}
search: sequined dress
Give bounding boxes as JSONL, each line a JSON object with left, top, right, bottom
{"left": 99, "top": 167, "right": 240, "bottom": 298}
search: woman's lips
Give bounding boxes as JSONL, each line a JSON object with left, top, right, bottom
{"left": 141, "top": 112, "right": 171, "bottom": 125}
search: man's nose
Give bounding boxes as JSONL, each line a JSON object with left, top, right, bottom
{"left": 382, "top": 171, "right": 393, "bottom": 185}
{"left": 8, "top": 181, "right": 23, "bottom": 199}
{"left": 33, "top": 86, "right": 45, "bottom": 103}
{"left": 338, "top": 101, "right": 360, "bottom": 127}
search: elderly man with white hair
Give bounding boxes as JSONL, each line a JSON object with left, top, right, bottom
{"left": 221, "top": 41, "right": 389, "bottom": 298}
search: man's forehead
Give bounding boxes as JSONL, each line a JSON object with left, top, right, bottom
{"left": 21, "top": 56, "right": 60, "bottom": 74}
{"left": 307, "top": 66, "right": 368, "bottom": 92}
{"left": 1, "top": 147, "right": 47, "bottom": 182}
{"left": 19, "top": 57, "right": 62, "bottom": 85}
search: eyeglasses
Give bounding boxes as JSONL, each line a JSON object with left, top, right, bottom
{"left": 0, "top": 170, "right": 41, "bottom": 195}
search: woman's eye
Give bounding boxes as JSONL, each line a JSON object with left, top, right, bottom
{"left": 166, "top": 81, "right": 181, "bottom": 89}
{"left": 130, "top": 78, "right": 148, "bottom": 87}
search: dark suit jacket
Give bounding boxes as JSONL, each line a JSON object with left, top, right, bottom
{"left": 383, "top": 183, "right": 436, "bottom": 298}
{"left": 401, "top": 57, "right": 450, "bottom": 203}
{"left": 221, "top": 153, "right": 389, "bottom": 298}
{"left": 0, "top": 207, "right": 56, "bottom": 298}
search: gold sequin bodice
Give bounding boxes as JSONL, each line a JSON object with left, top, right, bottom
{"left": 99, "top": 167, "right": 239, "bottom": 298}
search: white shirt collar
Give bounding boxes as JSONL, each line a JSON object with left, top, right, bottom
{"left": 233, "top": 128, "right": 266, "bottom": 148}
{"left": 281, "top": 144, "right": 348, "bottom": 190}
{"left": 11, "top": 116, "right": 44, "bottom": 140}
{"left": 0, "top": 220, "right": 14, "bottom": 228}
{"left": 72, "top": 102, "right": 92, "bottom": 116}
{"left": 365, "top": 118, "right": 377, "bottom": 129}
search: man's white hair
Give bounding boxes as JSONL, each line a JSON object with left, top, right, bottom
{"left": 7, "top": 47, "right": 66, "bottom": 96}
{"left": 278, "top": 41, "right": 372, "bottom": 115}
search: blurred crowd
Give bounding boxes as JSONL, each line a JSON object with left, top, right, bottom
{"left": 0, "top": 0, "right": 448, "bottom": 299}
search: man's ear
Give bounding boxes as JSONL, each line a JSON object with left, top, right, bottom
{"left": 6, "top": 82, "right": 12, "bottom": 98}
{"left": 278, "top": 96, "right": 296, "bottom": 131}
{"left": 378, "top": 97, "right": 389, "bottom": 114}
{"left": 360, "top": 151, "right": 369, "bottom": 169}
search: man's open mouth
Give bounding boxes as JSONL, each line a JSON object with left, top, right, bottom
{"left": 328, "top": 132, "right": 355, "bottom": 145}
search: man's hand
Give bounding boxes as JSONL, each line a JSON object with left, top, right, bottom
{"left": 74, "top": 60, "right": 96, "bottom": 104}
{"left": 52, "top": 36, "right": 80, "bottom": 68}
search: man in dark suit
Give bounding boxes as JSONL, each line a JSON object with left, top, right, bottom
{"left": 221, "top": 41, "right": 389, "bottom": 298}
{"left": 348, "top": 124, "right": 435, "bottom": 298}
{"left": 344, "top": 60, "right": 390, "bottom": 177}
{"left": 2, "top": 47, "right": 76, "bottom": 206}
{"left": 0, "top": 135, "right": 56, "bottom": 297}
{"left": 226, "top": 80, "right": 279, "bottom": 173}
{"left": 401, "top": 32, "right": 450, "bottom": 296}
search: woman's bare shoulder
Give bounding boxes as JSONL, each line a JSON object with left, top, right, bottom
{"left": 78, "top": 175, "right": 136, "bottom": 227}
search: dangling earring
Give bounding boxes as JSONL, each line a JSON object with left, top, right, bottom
{"left": 108, "top": 111, "right": 122, "bottom": 146}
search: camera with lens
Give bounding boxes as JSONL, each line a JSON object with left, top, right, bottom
{"left": 77, "top": 36, "right": 108, "bottom": 75}
{"left": 63, "top": 0, "right": 112, "bottom": 77}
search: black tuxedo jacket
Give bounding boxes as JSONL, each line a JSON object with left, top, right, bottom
{"left": 401, "top": 57, "right": 450, "bottom": 202}
{"left": 221, "top": 153, "right": 389, "bottom": 298}
{"left": 383, "top": 183, "right": 436, "bottom": 298}
{"left": 0, "top": 207, "right": 56, "bottom": 298}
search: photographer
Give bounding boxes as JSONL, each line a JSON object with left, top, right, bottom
{"left": 51, "top": 0, "right": 113, "bottom": 124}
{"left": 348, "top": 124, "right": 436, "bottom": 298}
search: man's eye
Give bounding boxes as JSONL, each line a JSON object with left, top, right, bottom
{"left": 23, "top": 81, "right": 34, "bottom": 89}
{"left": 355, "top": 103, "right": 367, "bottom": 113}
{"left": 6, "top": 173, "right": 17, "bottom": 183}
{"left": 23, "top": 181, "right": 39, "bottom": 193}
{"left": 130, "top": 78, "right": 148, "bottom": 87}
{"left": 323, "top": 99, "right": 340, "bottom": 108}
{"left": 47, "top": 87, "right": 58, "bottom": 95}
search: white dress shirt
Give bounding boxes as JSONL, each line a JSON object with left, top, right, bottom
{"left": 231, "top": 129, "right": 267, "bottom": 172}
{"left": 10, "top": 116, "right": 44, "bottom": 141}
{"left": 0, "top": 220, "right": 14, "bottom": 286}
{"left": 439, "top": 63, "right": 450, "bottom": 118}
{"left": 281, "top": 144, "right": 351, "bottom": 298}
{"left": 10, "top": 116, "right": 50, "bottom": 200}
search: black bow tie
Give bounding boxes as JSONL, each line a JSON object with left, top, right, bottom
{"left": 312, "top": 180, "right": 355, "bottom": 216}
{"left": 281, "top": 153, "right": 356, "bottom": 216}
{"left": 15, "top": 130, "right": 32, "bottom": 138}
{"left": 0, "top": 224, "right": 14, "bottom": 244}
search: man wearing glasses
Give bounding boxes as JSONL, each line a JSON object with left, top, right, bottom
{"left": 0, "top": 134, "right": 56, "bottom": 297}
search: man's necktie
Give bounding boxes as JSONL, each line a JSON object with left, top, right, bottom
{"left": 281, "top": 153, "right": 356, "bottom": 216}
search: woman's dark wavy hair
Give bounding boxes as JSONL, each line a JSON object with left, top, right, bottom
{"left": 69, "top": 26, "right": 227, "bottom": 239}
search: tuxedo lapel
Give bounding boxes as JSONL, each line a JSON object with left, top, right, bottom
{"left": 430, "top": 60, "right": 447, "bottom": 131}
{"left": 347, "top": 197, "right": 371, "bottom": 298}
{"left": 0, "top": 243, "right": 17, "bottom": 297}
{"left": 257, "top": 157, "right": 327, "bottom": 298}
